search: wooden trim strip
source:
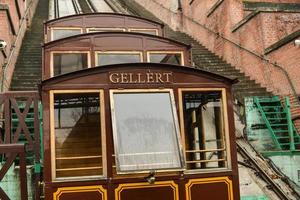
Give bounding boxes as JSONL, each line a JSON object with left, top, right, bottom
{"left": 56, "top": 166, "right": 103, "bottom": 171}
{"left": 56, "top": 155, "right": 102, "bottom": 160}
{"left": 186, "top": 159, "right": 226, "bottom": 164}
{"left": 186, "top": 148, "right": 226, "bottom": 153}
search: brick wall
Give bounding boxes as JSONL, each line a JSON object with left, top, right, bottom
{"left": 0, "top": 0, "right": 39, "bottom": 91}
{"left": 133, "top": 0, "right": 300, "bottom": 96}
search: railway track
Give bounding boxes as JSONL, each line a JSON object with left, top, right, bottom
{"left": 53, "top": 0, "right": 114, "bottom": 18}
{"left": 237, "top": 139, "right": 300, "bottom": 200}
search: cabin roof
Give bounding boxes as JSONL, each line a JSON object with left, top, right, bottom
{"left": 44, "top": 12, "right": 164, "bottom": 28}
{"left": 41, "top": 62, "right": 238, "bottom": 87}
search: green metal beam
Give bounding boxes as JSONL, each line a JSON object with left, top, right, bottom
{"left": 285, "top": 97, "right": 295, "bottom": 151}
{"left": 262, "top": 150, "right": 300, "bottom": 157}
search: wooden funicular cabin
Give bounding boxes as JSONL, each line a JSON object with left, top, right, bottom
{"left": 41, "top": 13, "right": 240, "bottom": 200}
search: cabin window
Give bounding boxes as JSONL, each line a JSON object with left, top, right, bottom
{"left": 52, "top": 91, "right": 105, "bottom": 179}
{"left": 96, "top": 52, "right": 143, "bottom": 66}
{"left": 110, "top": 90, "right": 184, "bottom": 172}
{"left": 180, "top": 89, "right": 228, "bottom": 170}
{"left": 128, "top": 29, "right": 158, "bottom": 35}
{"left": 87, "top": 28, "right": 126, "bottom": 33}
{"left": 147, "top": 52, "right": 184, "bottom": 65}
{"left": 52, "top": 52, "right": 89, "bottom": 76}
{"left": 51, "top": 28, "right": 82, "bottom": 41}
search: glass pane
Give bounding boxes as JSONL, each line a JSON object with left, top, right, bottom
{"left": 52, "top": 29, "right": 81, "bottom": 41}
{"left": 129, "top": 29, "right": 157, "bottom": 35}
{"left": 53, "top": 53, "right": 88, "bottom": 76}
{"left": 97, "top": 53, "right": 141, "bottom": 66}
{"left": 183, "top": 91, "right": 226, "bottom": 169}
{"left": 149, "top": 53, "right": 182, "bottom": 65}
{"left": 54, "top": 93, "right": 102, "bottom": 178}
{"left": 112, "top": 92, "right": 182, "bottom": 172}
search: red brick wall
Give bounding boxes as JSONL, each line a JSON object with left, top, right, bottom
{"left": 134, "top": 0, "right": 300, "bottom": 96}
{"left": 0, "top": 0, "right": 39, "bottom": 91}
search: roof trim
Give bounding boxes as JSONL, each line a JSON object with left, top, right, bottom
{"left": 43, "top": 31, "right": 191, "bottom": 49}
{"left": 44, "top": 13, "right": 165, "bottom": 28}
{"left": 41, "top": 62, "right": 237, "bottom": 86}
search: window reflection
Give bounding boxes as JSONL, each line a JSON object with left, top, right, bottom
{"left": 111, "top": 92, "right": 183, "bottom": 172}
{"left": 182, "top": 91, "right": 226, "bottom": 169}
{"left": 54, "top": 93, "right": 102, "bottom": 178}
{"left": 129, "top": 29, "right": 158, "bottom": 35}
{"left": 148, "top": 53, "right": 182, "bottom": 65}
{"left": 97, "top": 53, "right": 142, "bottom": 66}
{"left": 53, "top": 53, "right": 88, "bottom": 76}
{"left": 52, "top": 29, "right": 81, "bottom": 41}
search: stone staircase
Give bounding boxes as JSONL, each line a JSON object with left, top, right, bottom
{"left": 164, "top": 28, "right": 272, "bottom": 101}
{"left": 117, "top": 0, "right": 272, "bottom": 102}
{"left": 10, "top": 0, "right": 49, "bottom": 91}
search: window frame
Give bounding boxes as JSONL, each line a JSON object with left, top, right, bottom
{"left": 50, "top": 51, "right": 91, "bottom": 77}
{"left": 128, "top": 28, "right": 159, "bottom": 36}
{"left": 110, "top": 89, "right": 185, "bottom": 174}
{"left": 86, "top": 27, "right": 126, "bottom": 33}
{"left": 178, "top": 88, "right": 232, "bottom": 173}
{"left": 50, "top": 27, "right": 83, "bottom": 41}
{"left": 146, "top": 51, "right": 185, "bottom": 65}
{"left": 95, "top": 51, "right": 144, "bottom": 66}
{"left": 49, "top": 89, "right": 106, "bottom": 181}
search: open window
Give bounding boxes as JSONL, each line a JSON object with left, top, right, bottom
{"left": 96, "top": 51, "right": 143, "bottom": 66}
{"left": 51, "top": 28, "right": 82, "bottom": 41}
{"left": 110, "top": 89, "right": 184, "bottom": 173}
{"left": 179, "top": 89, "right": 229, "bottom": 171}
{"left": 50, "top": 90, "right": 105, "bottom": 180}
{"left": 147, "top": 51, "right": 184, "bottom": 65}
{"left": 52, "top": 52, "right": 90, "bottom": 77}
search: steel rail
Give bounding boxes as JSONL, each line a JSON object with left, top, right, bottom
{"left": 85, "top": 0, "right": 96, "bottom": 12}
{"left": 72, "top": 0, "right": 81, "bottom": 14}
{"left": 236, "top": 142, "right": 297, "bottom": 200}
{"left": 54, "top": 0, "right": 59, "bottom": 18}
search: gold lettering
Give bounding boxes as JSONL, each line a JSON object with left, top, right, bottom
{"left": 109, "top": 73, "right": 119, "bottom": 83}
{"left": 146, "top": 72, "right": 154, "bottom": 83}
{"left": 137, "top": 73, "right": 145, "bottom": 83}
{"left": 120, "top": 73, "right": 129, "bottom": 83}
{"left": 164, "top": 72, "right": 172, "bottom": 83}
{"left": 155, "top": 73, "right": 164, "bottom": 83}
{"left": 109, "top": 72, "right": 173, "bottom": 84}
{"left": 129, "top": 73, "right": 137, "bottom": 83}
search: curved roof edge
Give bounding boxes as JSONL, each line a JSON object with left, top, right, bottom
{"left": 44, "top": 12, "right": 164, "bottom": 28}
{"left": 42, "top": 31, "right": 191, "bottom": 49}
{"left": 41, "top": 62, "right": 238, "bottom": 86}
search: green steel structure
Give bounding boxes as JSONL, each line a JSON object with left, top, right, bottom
{"left": 253, "top": 96, "right": 300, "bottom": 151}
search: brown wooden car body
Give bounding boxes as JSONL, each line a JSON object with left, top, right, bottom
{"left": 41, "top": 14, "right": 240, "bottom": 200}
